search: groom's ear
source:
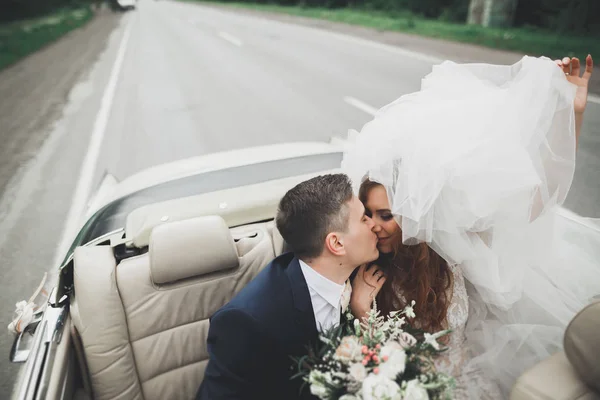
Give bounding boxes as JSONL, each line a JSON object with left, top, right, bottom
{"left": 324, "top": 232, "right": 346, "bottom": 256}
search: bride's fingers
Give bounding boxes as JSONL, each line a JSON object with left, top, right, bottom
{"left": 369, "top": 276, "right": 386, "bottom": 298}
{"left": 368, "top": 264, "right": 381, "bottom": 276}
{"left": 363, "top": 267, "right": 385, "bottom": 287}
{"left": 571, "top": 57, "right": 581, "bottom": 77}
{"left": 562, "top": 57, "right": 571, "bottom": 74}
{"left": 368, "top": 271, "right": 380, "bottom": 283}
{"left": 583, "top": 54, "right": 594, "bottom": 81}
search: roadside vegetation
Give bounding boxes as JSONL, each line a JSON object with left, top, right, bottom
{"left": 0, "top": 7, "right": 94, "bottom": 71}
{"left": 190, "top": 0, "right": 599, "bottom": 59}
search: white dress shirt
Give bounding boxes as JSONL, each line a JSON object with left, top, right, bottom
{"left": 299, "top": 259, "right": 346, "bottom": 332}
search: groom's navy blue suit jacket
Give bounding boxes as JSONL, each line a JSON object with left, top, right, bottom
{"left": 196, "top": 253, "right": 319, "bottom": 400}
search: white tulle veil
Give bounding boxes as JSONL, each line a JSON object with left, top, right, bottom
{"left": 341, "top": 55, "right": 600, "bottom": 395}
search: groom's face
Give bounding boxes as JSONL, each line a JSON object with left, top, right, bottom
{"left": 341, "top": 196, "right": 379, "bottom": 266}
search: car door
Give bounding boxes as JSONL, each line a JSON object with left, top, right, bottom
{"left": 10, "top": 287, "right": 81, "bottom": 400}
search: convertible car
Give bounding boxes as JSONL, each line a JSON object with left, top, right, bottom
{"left": 8, "top": 140, "right": 600, "bottom": 400}
{"left": 9, "top": 140, "right": 345, "bottom": 400}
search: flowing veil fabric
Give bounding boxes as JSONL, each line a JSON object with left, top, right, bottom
{"left": 341, "top": 55, "right": 600, "bottom": 395}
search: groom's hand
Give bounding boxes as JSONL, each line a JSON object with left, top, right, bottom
{"left": 350, "top": 264, "right": 386, "bottom": 321}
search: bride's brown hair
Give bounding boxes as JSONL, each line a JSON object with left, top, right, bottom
{"left": 359, "top": 180, "right": 453, "bottom": 333}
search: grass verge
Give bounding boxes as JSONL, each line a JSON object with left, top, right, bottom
{"left": 0, "top": 7, "right": 94, "bottom": 71}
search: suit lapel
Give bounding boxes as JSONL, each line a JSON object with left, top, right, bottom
{"left": 285, "top": 256, "right": 318, "bottom": 350}
{"left": 281, "top": 256, "right": 321, "bottom": 400}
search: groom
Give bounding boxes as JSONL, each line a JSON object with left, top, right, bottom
{"left": 196, "top": 174, "right": 380, "bottom": 400}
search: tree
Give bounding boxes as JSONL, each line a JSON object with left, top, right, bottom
{"left": 468, "top": 0, "right": 519, "bottom": 27}
{"left": 467, "top": 0, "right": 485, "bottom": 24}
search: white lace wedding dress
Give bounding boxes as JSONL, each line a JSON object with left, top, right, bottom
{"left": 343, "top": 55, "right": 600, "bottom": 397}
{"left": 433, "top": 264, "right": 502, "bottom": 399}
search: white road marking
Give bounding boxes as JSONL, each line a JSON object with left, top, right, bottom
{"left": 218, "top": 31, "right": 243, "bottom": 47}
{"left": 191, "top": 3, "right": 600, "bottom": 100}
{"left": 230, "top": 8, "right": 442, "bottom": 64}
{"left": 53, "top": 19, "right": 133, "bottom": 268}
{"left": 328, "top": 30, "right": 443, "bottom": 64}
{"left": 343, "top": 96, "right": 378, "bottom": 116}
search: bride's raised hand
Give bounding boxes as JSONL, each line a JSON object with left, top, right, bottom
{"left": 555, "top": 55, "right": 593, "bottom": 147}
{"left": 555, "top": 55, "right": 594, "bottom": 115}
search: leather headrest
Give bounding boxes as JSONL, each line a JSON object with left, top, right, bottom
{"left": 149, "top": 216, "right": 239, "bottom": 284}
{"left": 563, "top": 300, "right": 600, "bottom": 393}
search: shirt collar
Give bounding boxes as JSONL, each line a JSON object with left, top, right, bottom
{"left": 299, "top": 259, "right": 345, "bottom": 309}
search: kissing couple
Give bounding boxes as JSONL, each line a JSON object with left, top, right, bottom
{"left": 197, "top": 54, "right": 599, "bottom": 400}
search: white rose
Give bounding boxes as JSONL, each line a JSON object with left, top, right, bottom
{"left": 309, "top": 383, "right": 328, "bottom": 399}
{"left": 362, "top": 374, "right": 402, "bottom": 400}
{"left": 335, "top": 336, "right": 363, "bottom": 363}
{"left": 404, "top": 379, "right": 429, "bottom": 400}
{"left": 381, "top": 341, "right": 402, "bottom": 353}
{"left": 308, "top": 370, "right": 324, "bottom": 383}
{"left": 398, "top": 332, "right": 417, "bottom": 349}
{"left": 308, "top": 370, "right": 329, "bottom": 398}
{"left": 349, "top": 362, "right": 367, "bottom": 381}
{"left": 378, "top": 345, "right": 407, "bottom": 380}
{"left": 340, "top": 396, "right": 360, "bottom": 400}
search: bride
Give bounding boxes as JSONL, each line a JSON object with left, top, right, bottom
{"left": 344, "top": 54, "right": 599, "bottom": 398}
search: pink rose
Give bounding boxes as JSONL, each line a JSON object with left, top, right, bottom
{"left": 334, "top": 336, "right": 363, "bottom": 363}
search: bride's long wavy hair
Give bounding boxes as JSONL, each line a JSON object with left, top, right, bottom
{"left": 359, "top": 179, "right": 453, "bottom": 333}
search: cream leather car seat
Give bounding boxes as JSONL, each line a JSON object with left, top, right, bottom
{"left": 510, "top": 300, "right": 600, "bottom": 400}
{"left": 70, "top": 216, "right": 275, "bottom": 400}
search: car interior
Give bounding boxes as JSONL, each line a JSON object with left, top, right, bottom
{"left": 17, "top": 194, "right": 600, "bottom": 400}
{"left": 69, "top": 215, "right": 286, "bottom": 400}
{"left": 39, "top": 194, "right": 294, "bottom": 400}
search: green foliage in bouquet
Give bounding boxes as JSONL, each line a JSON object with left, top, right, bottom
{"left": 292, "top": 301, "right": 455, "bottom": 400}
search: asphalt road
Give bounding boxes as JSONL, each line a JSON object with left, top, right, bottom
{"left": 0, "top": 1, "right": 598, "bottom": 396}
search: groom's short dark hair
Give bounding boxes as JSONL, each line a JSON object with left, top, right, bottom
{"left": 276, "top": 173, "right": 353, "bottom": 259}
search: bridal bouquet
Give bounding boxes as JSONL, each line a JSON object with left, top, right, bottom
{"left": 293, "top": 302, "right": 455, "bottom": 400}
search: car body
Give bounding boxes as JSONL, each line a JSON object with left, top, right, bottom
{"left": 10, "top": 139, "right": 599, "bottom": 400}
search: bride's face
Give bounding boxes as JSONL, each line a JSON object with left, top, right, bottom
{"left": 364, "top": 185, "right": 401, "bottom": 254}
